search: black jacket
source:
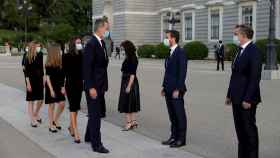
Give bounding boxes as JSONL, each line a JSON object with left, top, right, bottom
{"left": 227, "top": 42, "right": 262, "bottom": 105}
{"left": 162, "top": 46, "right": 188, "bottom": 93}
{"left": 83, "top": 35, "right": 109, "bottom": 93}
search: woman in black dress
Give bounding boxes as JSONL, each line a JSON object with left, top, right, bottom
{"left": 118, "top": 40, "right": 141, "bottom": 131}
{"left": 24, "top": 41, "right": 44, "bottom": 127}
{"left": 45, "top": 44, "right": 66, "bottom": 133}
{"left": 63, "top": 37, "right": 83, "bottom": 143}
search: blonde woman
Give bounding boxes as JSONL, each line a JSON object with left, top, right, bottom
{"left": 45, "top": 44, "right": 66, "bottom": 133}
{"left": 24, "top": 41, "right": 44, "bottom": 127}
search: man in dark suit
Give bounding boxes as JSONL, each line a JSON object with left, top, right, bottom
{"left": 216, "top": 40, "right": 225, "bottom": 71}
{"left": 161, "top": 30, "right": 188, "bottom": 148}
{"left": 83, "top": 18, "right": 110, "bottom": 154}
{"left": 226, "top": 24, "right": 262, "bottom": 158}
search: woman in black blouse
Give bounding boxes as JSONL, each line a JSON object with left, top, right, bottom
{"left": 24, "top": 41, "right": 44, "bottom": 127}
{"left": 118, "top": 40, "right": 141, "bottom": 131}
{"left": 45, "top": 45, "right": 66, "bottom": 133}
{"left": 63, "top": 37, "right": 83, "bottom": 143}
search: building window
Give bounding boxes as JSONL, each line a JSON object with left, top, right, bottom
{"left": 241, "top": 6, "right": 253, "bottom": 27}
{"left": 239, "top": 2, "right": 256, "bottom": 39}
{"left": 183, "top": 11, "right": 195, "bottom": 42}
{"left": 208, "top": 7, "right": 223, "bottom": 41}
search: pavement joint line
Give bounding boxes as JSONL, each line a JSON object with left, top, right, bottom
{"left": 0, "top": 83, "right": 204, "bottom": 158}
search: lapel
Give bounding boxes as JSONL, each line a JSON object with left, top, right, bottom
{"left": 232, "top": 42, "right": 253, "bottom": 70}
{"left": 93, "top": 35, "right": 107, "bottom": 60}
{"left": 165, "top": 47, "right": 179, "bottom": 68}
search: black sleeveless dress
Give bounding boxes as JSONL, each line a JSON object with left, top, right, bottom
{"left": 118, "top": 59, "right": 140, "bottom": 113}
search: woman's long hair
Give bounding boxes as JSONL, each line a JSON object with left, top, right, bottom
{"left": 26, "top": 41, "right": 37, "bottom": 64}
{"left": 68, "top": 37, "right": 81, "bottom": 55}
{"left": 45, "top": 44, "right": 62, "bottom": 68}
{"left": 121, "top": 40, "right": 137, "bottom": 63}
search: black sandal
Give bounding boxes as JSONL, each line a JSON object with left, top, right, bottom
{"left": 53, "top": 121, "right": 62, "bottom": 130}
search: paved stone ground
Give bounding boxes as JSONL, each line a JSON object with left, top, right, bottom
{"left": 0, "top": 56, "right": 280, "bottom": 158}
{"left": 0, "top": 83, "right": 202, "bottom": 158}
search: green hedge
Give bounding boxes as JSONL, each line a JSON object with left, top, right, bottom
{"left": 255, "top": 39, "right": 280, "bottom": 63}
{"left": 155, "top": 43, "right": 169, "bottom": 58}
{"left": 224, "top": 43, "right": 238, "bottom": 61}
{"left": 137, "top": 44, "right": 156, "bottom": 58}
{"left": 183, "top": 41, "right": 208, "bottom": 60}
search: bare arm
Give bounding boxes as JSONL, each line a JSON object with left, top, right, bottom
{"left": 46, "top": 75, "right": 55, "bottom": 97}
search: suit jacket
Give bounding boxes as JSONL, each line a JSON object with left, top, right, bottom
{"left": 163, "top": 46, "right": 188, "bottom": 94}
{"left": 227, "top": 42, "right": 262, "bottom": 105}
{"left": 216, "top": 44, "right": 224, "bottom": 58}
{"left": 83, "top": 35, "right": 109, "bottom": 94}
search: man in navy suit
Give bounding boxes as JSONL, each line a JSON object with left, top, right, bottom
{"left": 83, "top": 18, "right": 110, "bottom": 154}
{"left": 226, "top": 24, "right": 262, "bottom": 158}
{"left": 216, "top": 40, "right": 225, "bottom": 71}
{"left": 161, "top": 30, "right": 188, "bottom": 148}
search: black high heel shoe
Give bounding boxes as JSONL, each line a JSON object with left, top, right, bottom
{"left": 122, "top": 122, "right": 134, "bottom": 131}
{"left": 31, "top": 122, "right": 38, "bottom": 128}
{"left": 37, "top": 118, "right": 42, "bottom": 124}
{"left": 74, "top": 139, "right": 81, "bottom": 144}
{"left": 53, "top": 121, "right": 62, "bottom": 130}
{"left": 49, "top": 127, "right": 58, "bottom": 133}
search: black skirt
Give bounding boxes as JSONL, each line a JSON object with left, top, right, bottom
{"left": 118, "top": 74, "right": 140, "bottom": 113}
{"left": 26, "top": 76, "right": 44, "bottom": 101}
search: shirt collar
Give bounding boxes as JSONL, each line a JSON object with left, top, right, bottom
{"left": 170, "top": 44, "right": 178, "bottom": 55}
{"left": 241, "top": 40, "right": 252, "bottom": 50}
{"left": 94, "top": 33, "right": 103, "bottom": 46}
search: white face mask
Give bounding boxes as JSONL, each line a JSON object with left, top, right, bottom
{"left": 103, "top": 31, "right": 110, "bottom": 38}
{"left": 75, "top": 43, "right": 83, "bottom": 50}
{"left": 163, "top": 39, "right": 170, "bottom": 47}
{"left": 36, "top": 47, "right": 41, "bottom": 53}
{"left": 233, "top": 35, "right": 240, "bottom": 45}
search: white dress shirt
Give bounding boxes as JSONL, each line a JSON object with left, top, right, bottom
{"left": 94, "top": 34, "right": 103, "bottom": 47}
{"left": 170, "top": 44, "right": 178, "bottom": 56}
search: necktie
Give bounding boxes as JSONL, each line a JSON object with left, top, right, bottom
{"left": 232, "top": 47, "right": 243, "bottom": 69}
{"left": 101, "top": 40, "right": 108, "bottom": 60}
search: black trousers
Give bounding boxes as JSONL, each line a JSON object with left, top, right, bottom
{"left": 217, "top": 57, "right": 224, "bottom": 71}
{"left": 165, "top": 92, "right": 187, "bottom": 142}
{"left": 85, "top": 92, "right": 105, "bottom": 148}
{"left": 232, "top": 104, "right": 259, "bottom": 158}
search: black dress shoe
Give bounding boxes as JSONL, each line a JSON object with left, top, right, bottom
{"left": 92, "top": 145, "right": 110, "bottom": 154}
{"left": 162, "top": 138, "right": 175, "bottom": 145}
{"left": 170, "top": 140, "right": 186, "bottom": 148}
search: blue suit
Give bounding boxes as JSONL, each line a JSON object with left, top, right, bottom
{"left": 162, "top": 46, "right": 188, "bottom": 142}
{"left": 83, "top": 35, "right": 109, "bottom": 149}
{"left": 227, "top": 42, "right": 262, "bottom": 158}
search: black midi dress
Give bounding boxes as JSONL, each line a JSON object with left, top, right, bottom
{"left": 45, "top": 66, "right": 65, "bottom": 104}
{"left": 118, "top": 59, "right": 140, "bottom": 113}
{"left": 63, "top": 52, "right": 83, "bottom": 112}
{"left": 24, "top": 52, "right": 44, "bottom": 101}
